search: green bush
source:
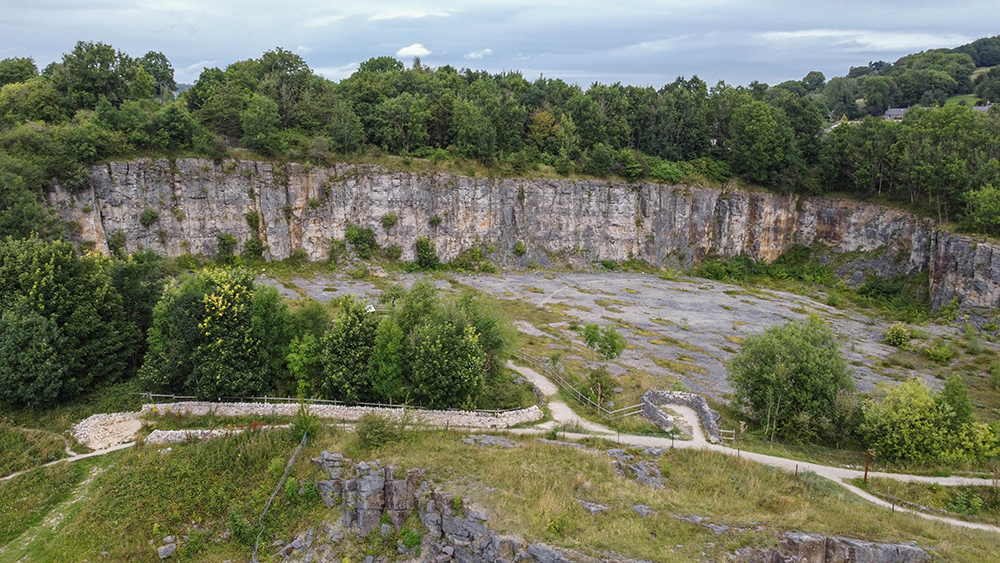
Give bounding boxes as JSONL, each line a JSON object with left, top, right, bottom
{"left": 288, "top": 402, "right": 321, "bottom": 443}
{"left": 582, "top": 323, "right": 626, "bottom": 360}
{"left": 883, "top": 322, "right": 910, "bottom": 347}
{"left": 861, "top": 379, "right": 999, "bottom": 464}
{"left": 241, "top": 237, "right": 265, "bottom": 261}
{"left": 429, "top": 215, "right": 442, "bottom": 228}
{"left": 964, "top": 324, "right": 982, "bottom": 355}
{"left": 216, "top": 232, "right": 237, "bottom": 263}
{"left": 990, "top": 362, "right": 1000, "bottom": 390}
{"left": 139, "top": 207, "right": 159, "bottom": 228}
{"left": 381, "top": 212, "right": 399, "bottom": 230}
{"left": 384, "top": 244, "right": 403, "bottom": 261}
{"left": 921, "top": 338, "right": 955, "bottom": 364}
{"left": 345, "top": 224, "right": 379, "bottom": 259}
{"left": 514, "top": 241, "right": 526, "bottom": 256}
{"left": 415, "top": 237, "right": 440, "bottom": 270}
{"left": 355, "top": 412, "right": 406, "bottom": 450}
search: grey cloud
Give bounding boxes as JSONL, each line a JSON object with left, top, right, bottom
{"left": 1, "top": 0, "right": 997, "bottom": 87}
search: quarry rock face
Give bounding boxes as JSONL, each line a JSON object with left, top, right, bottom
{"left": 48, "top": 158, "right": 999, "bottom": 311}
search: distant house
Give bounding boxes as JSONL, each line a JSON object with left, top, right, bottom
{"left": 884, "top": 108, "right": 908, "bottom": 121}
{"left": 972, "top": 105, "right": 993, "bottom": 113}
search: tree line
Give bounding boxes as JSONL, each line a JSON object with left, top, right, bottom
{"left": 2, "top": 38, "right": 1000, "bottom": 244}
{"left": 0, "top": 237, "right": 521, "bottom": 411}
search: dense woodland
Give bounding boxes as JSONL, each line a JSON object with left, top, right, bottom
{"left": 1, "top": 37, "right": 1000, "bottom": 242}
{"left": 2, "top": 38, "right": 1000, "bottom": 465}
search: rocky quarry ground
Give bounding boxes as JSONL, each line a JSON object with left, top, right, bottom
{"left": 262, "top": 271, "right": 964, "bottom": 401}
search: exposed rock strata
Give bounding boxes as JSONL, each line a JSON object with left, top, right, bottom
{"left": 734, "top": 532, "right": 930, "bottom": 563}
{"left": 47, "top": 158, "right": 1000, "bottom": 311}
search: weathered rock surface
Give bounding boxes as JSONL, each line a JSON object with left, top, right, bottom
{"left": 733, "top": 532, "right": 930, "bottom": 563}
{"left": 48, "top": 159, "right": 1000, "bottom": 311}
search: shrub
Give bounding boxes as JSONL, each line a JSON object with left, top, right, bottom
{"left": 582, "top": 323, "right": 627, "bottom": 360}
{"left": 554, "top": 154, "right": 574, "bottom": 176}
{"left": 139, "top": 207, "right": 159, "bottom": 228}
{"left": 415, "top": 237, "right": 440, "bottom": 270}
{"left": 585, "top": 367, "right": 615, "bottom": 404}
{"left": 921, "top": 338, "right": 955, "bottom": 364}
{"left": 964, "top": 324, "right": 982, "bottom": 355}
{"left": 883, "top": 322, "right": 910, "bottom": 347}
{"left": 355, "top": 412, "right": 405, "bottom": 450}
{"left": 381, "top": 212, "right": 399, "bottom": 230}
{"left": 861, "top": 379, "right": 999, "bottom": 464}
{"left": 429, "top": 215, "right": 442, "bottom": 228}
{"left": 227, "top": 510, "right": 256, "bottom": 545}
{"left": 245, "top": 210, "right": 260, "bottom": 233}
{"left": 514, "top": 241, "right": 526, "bottom": 256}
{"left": 288, "top": 402, "right": 321, "bottom": 443}
{"left": 345, "top": 224, "right": 378, "bottom": 259}
{"left": 384, "top": 244, "right": 403, "bottom": 261}
{"left": 216, "top": 232, "right": 237, "bottom": 263}
{"left": 105, "top": 230, "right": 126, "bottom": 257}
{"left": 241, "top": 237, "right": 265, "bottom": 261}
{"left": 990, "top": 362, "right": 1000, "bottom": 390}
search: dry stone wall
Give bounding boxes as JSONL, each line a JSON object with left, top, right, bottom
{"left": 640, "top": 390, "right": 723, "bottom": 443}
{"left": 47, "top": 158, "right": 1000, "bottom": 311}
{"left": 141, "top": 401, "right": 543, "bottom": 429}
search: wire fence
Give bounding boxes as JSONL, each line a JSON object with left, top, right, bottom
{"left": 252, "top": 430, "right": 308, "bottom": 563}
{"left": 512, "top": 351, "right": 641, "bottom": 420}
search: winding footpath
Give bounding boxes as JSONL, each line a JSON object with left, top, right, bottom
{"left": 4, "top": 361, "right": 999, "bottom": 536}
{"left": 508, "top": 361, "right": 1000, "bottom": 535}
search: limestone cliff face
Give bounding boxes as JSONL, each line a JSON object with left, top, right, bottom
{"left": 46, "top": 158, "right": 1000, "bottom": 311}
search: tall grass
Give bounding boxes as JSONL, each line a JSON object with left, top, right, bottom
{"left": 0, "top": 425, "right": 66, "bottom": 476}
{"left": 5, "top": 426, "right": 1000, "bottom": 562}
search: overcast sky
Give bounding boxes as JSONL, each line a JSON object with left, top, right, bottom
{"left": 1, "top": 1, "right": 996, "bottom": 88}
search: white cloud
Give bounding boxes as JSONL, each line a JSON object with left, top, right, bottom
{"left": 616, "top": 37, "right": 686, "bottom": 54}
{"left": 370, "top": 10, "right": 449, "bottom": 21}
{"left": 302, "top": 14, "right": 344, "bottom": 28}
{"left": 175, "top": 60, "right": 220, "bottom": 82}
{"left": 296, "top": 45, "right": 313, "bottom": 54}
{"left": 756, "top": 29, "right": 974, "bottom": 53}
{"left": 314, "top": 62, "right": 359, "bottom": 80}
{"left": 464, "top": 48, "right": 493, "bottom": 60}
{"left": 396, "top": 43, "right": 431, "bottom": 58}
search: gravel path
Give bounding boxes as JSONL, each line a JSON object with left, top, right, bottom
{"left": 504, "top": 361, "right": 1000, "bottom": 534}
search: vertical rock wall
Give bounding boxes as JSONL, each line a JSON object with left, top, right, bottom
{"left": 45, "top": 158, "right": 1000, "bottom": 311}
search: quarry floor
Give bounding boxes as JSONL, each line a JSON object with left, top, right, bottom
{"left": 262, "top": 271, "right": 958, "bottom": 400}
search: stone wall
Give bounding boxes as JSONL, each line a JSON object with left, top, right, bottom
{"left": 640, "top": 390, "right": 722, "bottom": 443}
{"left": 46, "top": 158, "right": 1000, "bottom": 311}
{"left": 141, "top": 401, "right": 543, "bottom": 429}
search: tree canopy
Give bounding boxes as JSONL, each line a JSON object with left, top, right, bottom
{"left": 727, "top": 316, "right": 852, "bottom": 442}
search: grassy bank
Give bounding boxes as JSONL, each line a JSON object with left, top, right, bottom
{"left": 2, "top": 425, "right": 999, "bottom": 562}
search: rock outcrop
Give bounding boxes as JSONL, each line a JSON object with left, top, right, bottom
{"left": 734, "top": 532, "right": 930, "bottom": 563}
{"left": 47, "top": 158, "right": 1000, "bottom": 311}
